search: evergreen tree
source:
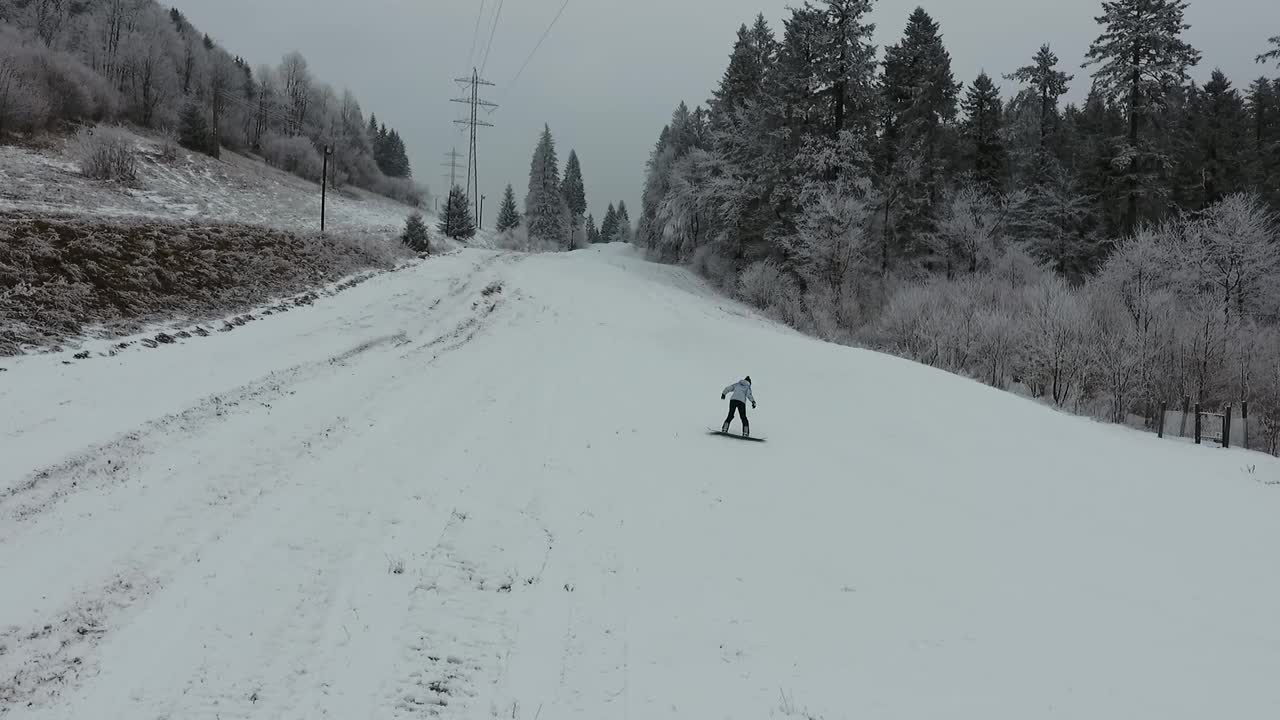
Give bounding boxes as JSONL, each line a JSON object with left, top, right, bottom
{"left": 1011, "top": 159, "right": 1100, "bottom": 282}
{"left": 961, "top": 72, "right": 1006, "bottom": 192}
{"left": 1181, "top": 70, "right": 1249, "bottom": 208}
{"left": 1084, "top": 0, "right": 1201, "bottom": 234}
{"left": 401, "top": 212, "right": 430, "bottom": 253}
{"left": 879, "top": 7, "right": 962, "bottom": 256}
{"left": 1246, "top": 78, "right": 1280, "bottom": 209}
{"left": 601, "top": 203, "right": 618, "bottom": 243}
{"left": 375, "top": 123, "right": 391, "bottom": 175}
{"left": 525, "top": 124, "right": 570, "bottom": 248}
{"left": 1258, "top": 36, "right": 1280, "bottom": 67}
{"left": 587, "top": 214, "right": 600, "bottom": 244}
{"left": 495, "top": 184, "right": 521, "bottom": 232}
{"left": 613, "top": 201, "right": 632, "bottom": 242}
{"left": 438, "top": 185, "right": 476, "bottom": 239}
{"left": 1006, "top": 45, "right": 1073, "bottom": 154}
{"left": 178, "top": 100, "right": 210, "bottom": 155}
{"left": 562, "top": 150, "right": 587, "bottom": 219}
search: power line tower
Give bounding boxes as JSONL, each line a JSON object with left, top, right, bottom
{"left": 451, "top": 68, "right": 497, "bottom": 228}
{"left": 441, "top": 148, "right": 464, "bottom": 192}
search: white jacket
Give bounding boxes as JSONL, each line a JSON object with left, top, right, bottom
{"left": 723, "top": 380, "right": 755, "bottom": 403}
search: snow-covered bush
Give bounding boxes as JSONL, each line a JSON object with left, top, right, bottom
{"left": 71, "top": 126, "right": 139, "bottom": 184}
{"left": 260, "top": 133, "right": 323, "bottom": 182}
{"left": 690, "top": 243, "right": 738, "bottom": 292}
{"left": 372, "top": 175, "right": 428, "bottom": 208}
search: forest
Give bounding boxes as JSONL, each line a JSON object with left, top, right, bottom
{"left": 0, "top": 0, "right": 423, "bottom": 203}
{"left": 636, "top": 0, "right": 1280, "bottom": 451}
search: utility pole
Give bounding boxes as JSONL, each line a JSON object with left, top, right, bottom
{"left": 321, "top": 144, "right": 333, "bottom": 235}
{"left": 451, "top": 68, "right": 496, "bottom": 226}
{"left": 479, "top": 195, "right": 486, "bottom": 230}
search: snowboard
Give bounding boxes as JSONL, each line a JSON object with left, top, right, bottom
{"left": 708, "top": 428, "right": 766, "bottom": 443}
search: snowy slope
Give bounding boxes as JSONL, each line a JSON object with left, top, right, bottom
{"left": 0, "top": 131, "right": 430, "bottom": 240}
{"left": 2, "top": 244, "right": 1278, "bottom": 719}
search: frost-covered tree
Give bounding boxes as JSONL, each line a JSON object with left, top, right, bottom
{"left": 961, "top": 72, "right": 1006, "bottom": 192}
{"left": 925, "top": 183, "right": 1013, "bottom": 277}
{"left": 1010, "top": 160, "right": 1099, "bottom": 281}
{"left": 1006, "top": 45, "right": 1073, "bottom": 154}
{"left": 401, "top": 211, "right": 430, "bottom": 253}
{"left": 178, "top": 99, "right": 210, "bottom": 154}
{"left": 1258, "top": 36, "right": 1280, "bottom": 68}
{"left": 601, "top": 203, "right": 618, "bottom": 244}
{"left": 438, "top": 185, "right": 476, "bottom": 240}
{"left": 586, "top": 214, "right": 600, "bottom": 244}
{"left": 1084, "top": 0, "right": 1201, "bottom": 234}
{"left": 561, "top": 150, "right": 586, "bottom": 220}
{"left": 613, "top": 201, "right": 632, "bottom": 243}
{"left": 880, "top": 7, "right": 961, "bottom": 251}
{"left": 495, "top": 183, "right": 521, "bottom": 232}
{"left": 1180, "top": 70, "right": 1249, "bottom": 208}
{"left": 525, "top": 124, "right": 570, "bottom": 248}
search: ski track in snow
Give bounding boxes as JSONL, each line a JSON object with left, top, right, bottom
{"left": 2, "top": 245, "right": 1280, "bottom": 719}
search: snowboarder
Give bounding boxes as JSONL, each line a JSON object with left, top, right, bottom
{"left": 721, "top": 376, "right": 756, "bottom": 437}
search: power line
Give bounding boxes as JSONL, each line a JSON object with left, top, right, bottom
{"left": 479, "top": 0, "right": 505, "bottom": 78}
{"left": 466, "top": 0, "right": 488, "bottom": 70}
{"left": 503, "top": 0, "right": 569, "bottom": 100}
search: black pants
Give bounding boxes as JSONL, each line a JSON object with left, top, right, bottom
{"left": 724, "top": 400, "right": 749, "bottom": 430}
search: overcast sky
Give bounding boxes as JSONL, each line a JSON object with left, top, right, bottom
{"left": 179, "top": 0, "right": 1279, "bottom": 226}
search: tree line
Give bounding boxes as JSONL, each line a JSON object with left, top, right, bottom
{"left": 636, "top": 0, "right": 1280, "bottom": 451}
{"left": 0, "top": 0, "right": 423, "bottom": 204}
{"left": 439, "top": 123, "right": 630, "bottom": 249}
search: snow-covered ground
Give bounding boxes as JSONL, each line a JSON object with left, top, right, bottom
{"left": 0, "top": 131, "right": 428, "bottom": 239}
{"left": 2, "top": 244, "right": 1278, "bottom": 719}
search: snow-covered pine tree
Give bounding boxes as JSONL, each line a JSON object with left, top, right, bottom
{"left": 402, "top": 211, "right": 430, "bottom": 252}
{"left": 961, "top": 72, "right": 1006, "bottom": 192}
{"left": 601, "top": 203, "right": 618, "bottom": 243}
{"left": 438, "top": 185, "right": 476, "bottom": 239}
{"left": 496, "top": 184, "right": 521, "bottom": 232}
{"left": 880, "top": 7, "right": 961, "bottom": 252}
{"left": 525, "top": 124, "right": 570, "bottom": 248}
{"left": 586, "top": 214, "right": 600, "bottom": 244}
{"left": 178, "top": 100, "right": 210, "bottom": 155}
{"left": 1258, "top": 36, "right": 1280, "bottom": 67}
{"left": 1084, "top": 0, "right": 1201, "bottom": 234}
{"left": 1006, "top": 45, "right": 1073, "bottom": 153}
{"left": 562, "top": 150, "right": 587, "bottom": 220}
{"left": 1181, "top": 70, "right": 1249, "bottom": 209}
{"left": 612, "top": 201, "right": 632, "bottom": 243}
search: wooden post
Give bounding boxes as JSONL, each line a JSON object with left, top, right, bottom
{"left": 1195, "top": 403, "right": 1202, "bottom": 445}
{"left": 1242, "top": 401, "right": 1250, "bottom": 449}
{"left": 1158, "top": 401, "right": 1167, "bottom": 438}
{"left": 1224, "top": 404, "right": 1233, "bottom": 449}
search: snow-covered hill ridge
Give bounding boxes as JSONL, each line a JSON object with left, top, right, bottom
{"left": 0, "top": 128, "right": 424, "bottom": 238}
{"left": 1, "top": 244, "right": 1277, "bottom": 719}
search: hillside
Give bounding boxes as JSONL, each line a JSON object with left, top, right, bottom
{"left": 1, "top": 244, "right": 1277, "bottom": 719}
{"left": 0, "top": 128, "right": 425, "bottom": 238}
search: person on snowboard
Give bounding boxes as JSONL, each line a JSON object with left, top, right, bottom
{"left": 721, "top": 376, "right": 756, "bottom": 437}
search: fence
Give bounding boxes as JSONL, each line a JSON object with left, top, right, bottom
{"left": 1159, "top": 397, "right": 1255, "bottom": 449}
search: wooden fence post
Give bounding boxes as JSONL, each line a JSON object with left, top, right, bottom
{"left": 1242, "top": 401, "right": 1250, "bottom": 449}
{"left": 1195, "top": 403, "right": 1202, "bottom": 445}
{"left": 1224, "top": 404, "right": 1233, "bottom": 449}
{"left": 1158, "top": 401, "right": 1167, "bottom": 438}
